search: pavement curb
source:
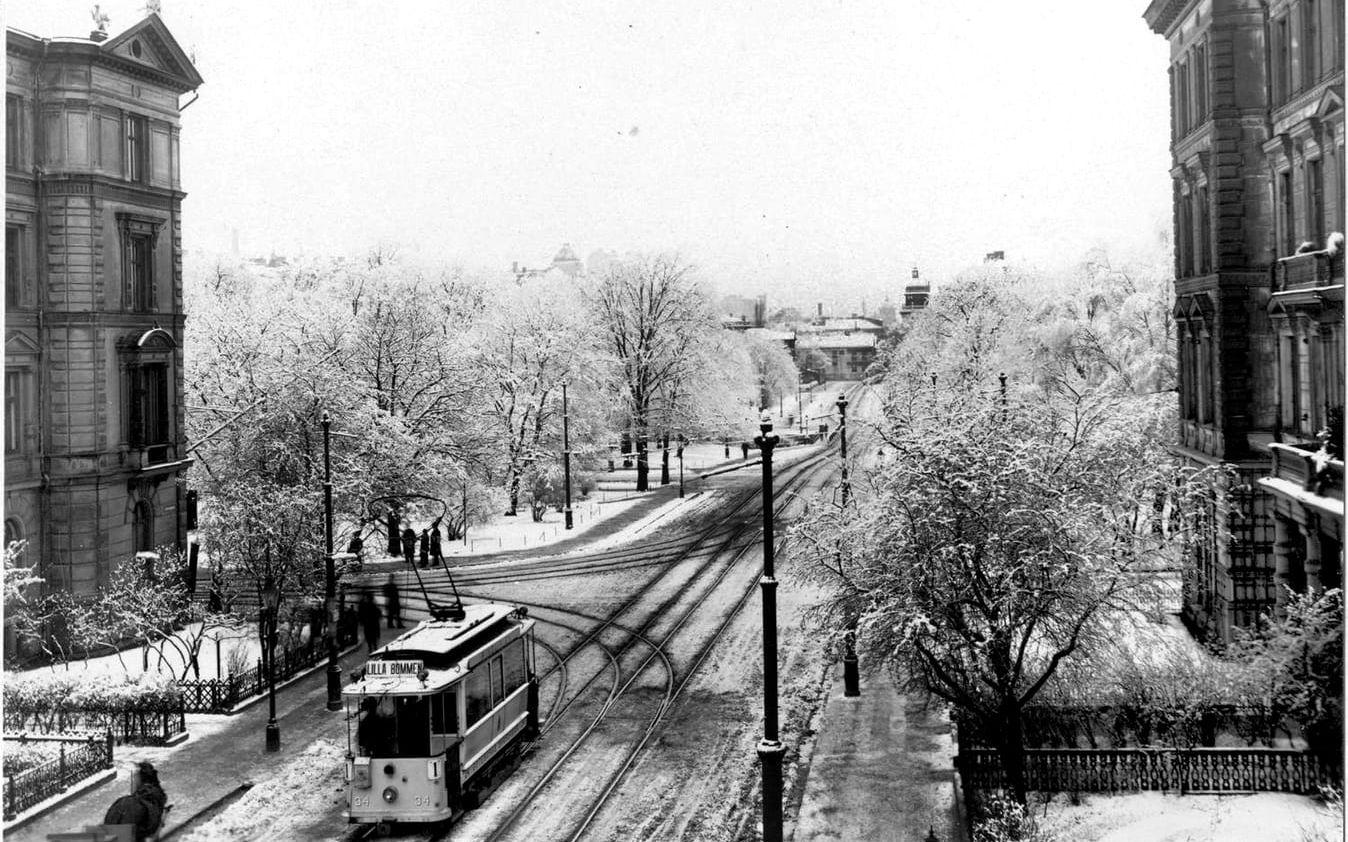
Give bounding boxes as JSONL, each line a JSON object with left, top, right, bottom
{"left": 2, "top": 767, "right": 118, "bottom": 833}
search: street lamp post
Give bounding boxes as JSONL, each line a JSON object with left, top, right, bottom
{"left": 836, "top": 394, "right": 850, "bottom": 506}
{"left": 322, "top": 413, "right": 341, "bottom": 711}
{"left": 562, "top": 382, "right": 574, "bottom": 530}
{"left": 262, "top": 578, "right": 280, "bottom": 752}
{"left": 836, "top": 395, "right": 859, "bottom": 696}
{"left": 754, "top": 415, "right": 785, "bottom": 842}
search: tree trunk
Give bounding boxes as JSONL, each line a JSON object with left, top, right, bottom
{"left": 506, "top": 472, "right": 520, "bottom": 516}
{"left": 660, "top": 446, "right": 670, "bottom": 485}
{"left": 997, "top": 705, "right": 1029, "bottom": 805}
{"left": 636, "top": 434, "right": 649, "bottom": 491}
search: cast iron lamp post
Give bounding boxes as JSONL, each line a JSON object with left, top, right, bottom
{"left": 754, "top": 415, "right": 784, "bottom": 842}
{"left": 262, "top": 578, "right": 280, "bottom": 752}
{"left": 835, "top": 394, "right": 859, "bottom": 696}
{"left": 322, "top": 412, "right": 341, "bottom": 711}
{"left": 836, "top": 393, "right": 850, "bottom": 506}
{"left": 563, "top": 382, "right": 574, "bottom": 530}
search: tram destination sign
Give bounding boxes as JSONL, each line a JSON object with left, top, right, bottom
{"left": 366, "top": 659, "right": 425, "bottom": 676}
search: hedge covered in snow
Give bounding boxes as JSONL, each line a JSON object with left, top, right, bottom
{"left": 3, "top": 670, "right": 182, "bottom": 713}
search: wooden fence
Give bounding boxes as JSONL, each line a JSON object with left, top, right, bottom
{"left": 3, "top": 733, "right": 114, "bottom": 820}
{"left": 957, "top": 747, "right": 1338, "bottom": 795}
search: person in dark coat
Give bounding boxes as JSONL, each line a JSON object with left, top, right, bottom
{"left": 346, "top": 530, "right": 364, "bottom": 564}
{"left": 400, "top": 526, "right": 416, "bottom": 566}
{"left": 382, "top": 575, "right": 404, "bottom": 629}
{"left": 741, "top": 441, "right": 750, "bottom": 460}
{"left": 104, "top": 760, "right": 167, "bottom": 842}
{"left": 358, "top": 592, "right": 381, "bottom": 652}
{"left": 418, "top": 529, "right": 430, "bottom": 568}
{"left": 429, "top": 518, "right": 444, "bottom": 564}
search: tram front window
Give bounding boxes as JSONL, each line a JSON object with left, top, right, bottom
{"left": 355, "top": 696, "right": 431, "bottom": 757}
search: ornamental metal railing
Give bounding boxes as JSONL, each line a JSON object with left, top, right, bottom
{"left": 2, "top": 732, "right": 114, "bottom": 820}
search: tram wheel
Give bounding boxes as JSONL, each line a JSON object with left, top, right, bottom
{"left": 373, "top": 820, "right": 391, "bottom": 837}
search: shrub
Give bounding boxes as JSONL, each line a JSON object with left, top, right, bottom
{"left": 1, "top": 741, "right": 63, "bottom": 776}
{"left": 972, "top": 793, "right": 1058, "bottom": 842}
{"left": 3, "top": 670, "right": 182, "bottom": 712}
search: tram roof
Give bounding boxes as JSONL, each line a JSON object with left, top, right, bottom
{"left": 342, "top": 603, "right": 528, "bottom": 698}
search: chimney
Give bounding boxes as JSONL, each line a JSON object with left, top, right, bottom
{"left": 817, "top": 302, "right": 823, "bottom": 318}
{"left": 911, "top": 267, "right": 919, "bottom": 279}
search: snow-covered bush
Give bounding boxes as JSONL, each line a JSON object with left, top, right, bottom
{"left": 4, "top": 670, "right": 182, "bottom": 712}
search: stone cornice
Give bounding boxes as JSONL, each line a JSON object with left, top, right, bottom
{"left": 1143, "top": 0, "right": 1195, "bottom": 37}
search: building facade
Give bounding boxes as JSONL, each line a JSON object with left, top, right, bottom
{"left": 1144, "top": 0, "right": 1344, "bottom": 640}
{"left": 5, "top": 15, "right": 202, "bottom": 595}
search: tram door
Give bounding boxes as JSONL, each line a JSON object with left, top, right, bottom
{"left": 432, "top": 687, "right": 461, "bottom": 801}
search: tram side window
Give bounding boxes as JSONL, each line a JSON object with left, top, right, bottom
{"left": 491, "top": 655, "right": 505, "bottom": 703}
{"left": 466, "top": 665, "right": 492, "bottom": 727}
{"left": 431, "top": 691, "right": 459, "bottom": 735}
{"left": 503, "top": 638, "right": 527, "bottom": 694}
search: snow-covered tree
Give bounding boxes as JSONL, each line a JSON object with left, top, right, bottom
{"left": 591, "top": 254, "right": 717, "bottom": 491}
{"left": 472, "top": 273, "right": 611, "bottom": 514}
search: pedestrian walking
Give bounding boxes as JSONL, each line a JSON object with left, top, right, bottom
{"left": 103, "top": 760, "right": 168, "bottom": 842}
{"left": 741, "top": 441, "right": 750, "bottom": 460}
{"left": 383, "top": 575, "right": 404, "bottom": 629}
{"left": 430, "top": 518, "right": 444, "bottom": 564}
{"left": 401, "top": 526, "right": 416, "bottom": 566}
{"left": 418, "top": 529, "right": 431, "bottom": 568}
{"left": 346, "top": 529, "right": 364, "bottom": 564}
{"left": 358, "top": 591, "right": 381, "bottom": 652}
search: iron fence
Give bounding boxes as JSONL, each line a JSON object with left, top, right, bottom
{"left": 957, "top": 747, "right": 1338, "bottom": 795}
{"left": 177, "top": 627, "right": 358, "bottom": 713}
{"left": 2, "top": 704, "right": 185, "bottom": 746}
{"left": 2, "top": 732, "right": 114, "bottom": 820}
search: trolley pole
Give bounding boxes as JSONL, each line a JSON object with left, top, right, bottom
{"left": 563, "top": 382, "right": 574, "bottom": 530}
{"left": 754, "top": 416, "right": 785, "bottom": 842}
{"left": 323, "top": 413, "right": 342, "bottom": 711}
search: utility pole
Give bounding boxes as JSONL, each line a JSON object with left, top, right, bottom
{"left": 563, "top": 382, "right": 574, "bottom": 530}
{"left": 322, "top": 412, "right": 341, "bottom": 711}
{"left": 754, "top": 415, "right": 784, "bottom": 842}
{"left": 837, "top": 394, "right": 850, "bottom": 506}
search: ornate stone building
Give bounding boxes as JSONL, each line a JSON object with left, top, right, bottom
{"left": 1144, "top": 0, "right": 1343, "bottom": 641}
{"left": 5, "top": 15, "right": 202, "bottom": 595}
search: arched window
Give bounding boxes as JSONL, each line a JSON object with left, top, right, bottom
{"left": 133, "top": 501, "right": 155, "bottom": 553}
{"left": 4, "top": 517, "right": 22, "bottom": 549}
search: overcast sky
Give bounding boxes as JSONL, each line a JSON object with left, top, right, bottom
{"left": 10, "top": 1, "right": 1173, "bottom": 310}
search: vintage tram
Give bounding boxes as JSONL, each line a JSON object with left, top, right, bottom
{"left": 342, "top": 602, "right": 538, "bottom": 829}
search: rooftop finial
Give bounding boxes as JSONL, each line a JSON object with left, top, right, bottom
{"left": 144, "top": 0, "right": 163, "bottom": 15}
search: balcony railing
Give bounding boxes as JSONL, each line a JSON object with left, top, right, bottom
{"left": 1274, "top": 246, "right": 1346, "bottom": 291}
{"left": 1268, "top": 441, "right": 1344, "bottom": 501}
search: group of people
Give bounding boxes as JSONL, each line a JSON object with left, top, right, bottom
{"left": 344, "top": 574, "right": 408, "bottom": 654}
{"left": 345, "top": 515, "right": 447, "bottom": 569}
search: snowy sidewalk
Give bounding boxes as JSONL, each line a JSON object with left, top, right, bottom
{"left": 6, "top": 643, "right": 368, "bottom": 841}
{"left": 793, "top": 663, "right": 964, "bottom": 842}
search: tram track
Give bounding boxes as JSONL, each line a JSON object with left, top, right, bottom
{"left": 344, "top": 385, "right": 863, "bottom": 841}
{"left": 435, "top": 420, "right": 846, "bottom": 840}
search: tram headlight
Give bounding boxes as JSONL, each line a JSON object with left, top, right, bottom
{"left": 382, "top": 786, "right": 398, "bottom": 804}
